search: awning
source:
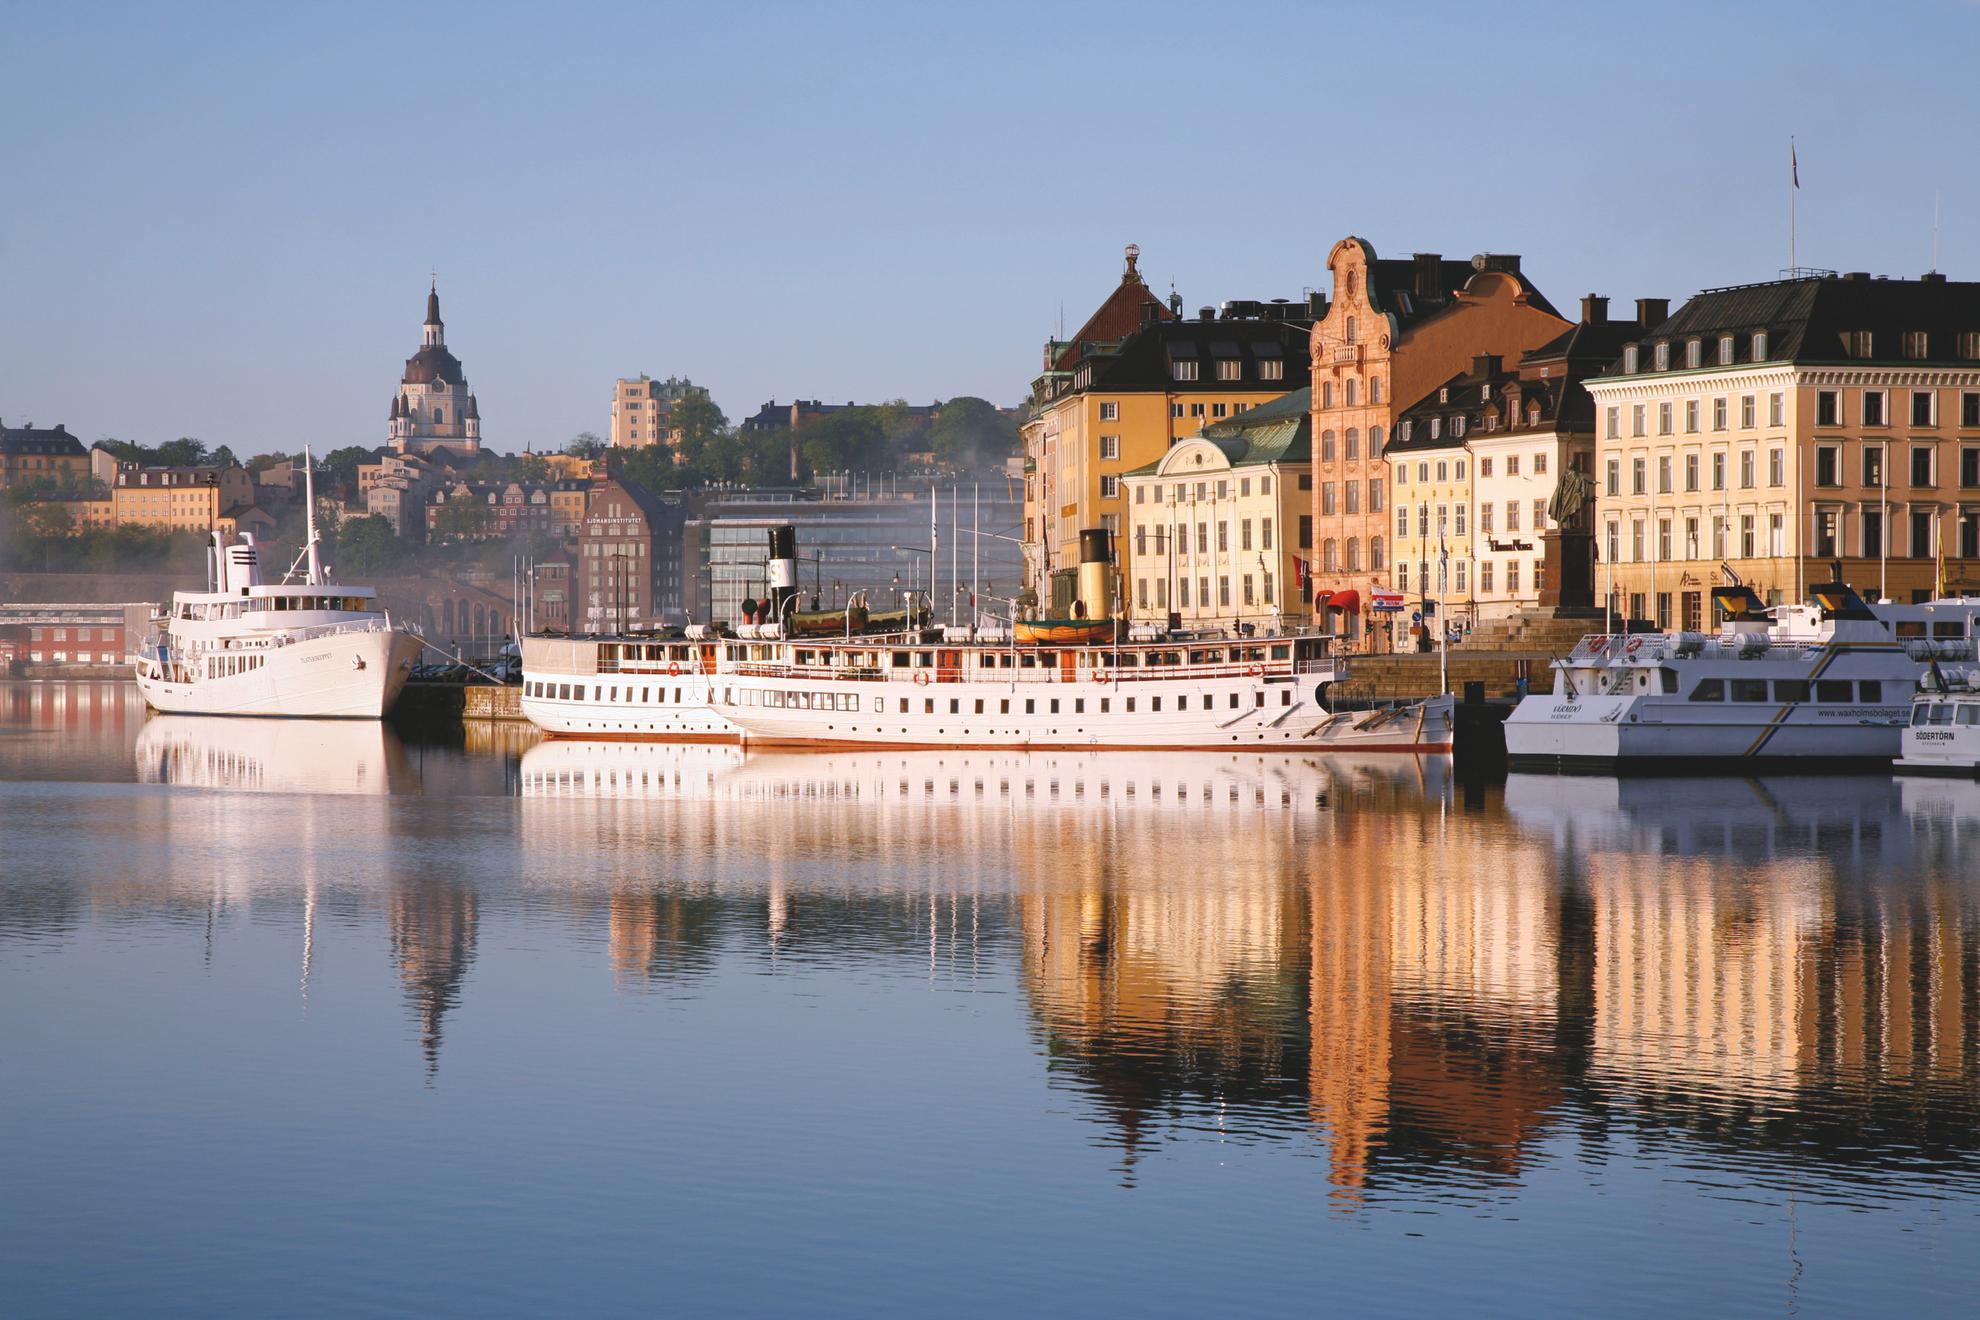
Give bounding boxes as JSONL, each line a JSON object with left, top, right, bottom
{"left": 1327, "top": 589, "right": 1361, "bottom": 612}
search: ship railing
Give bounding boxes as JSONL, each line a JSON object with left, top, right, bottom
{"left": 727, "top": 660, "right": 1297, "bottom": 684}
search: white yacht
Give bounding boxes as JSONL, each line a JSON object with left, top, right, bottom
{"left": 1505, "top": 580, "right": 1980, "bottom": 773}
{"left": 1896, "top": 665, "right": 1980, "bottom": 776}
{"left": 133, "top": 455, "right": 426, "bottom": 718}
{"left": 520, "top": 634, "right": 735, "bottom": 740}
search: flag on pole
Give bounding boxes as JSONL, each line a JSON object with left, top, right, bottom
{"left": 1791, "top": 141, "right": 1799, "bottom": 189}
{"left": 1293, "top": 556, "right": 1310, "bottom": 590}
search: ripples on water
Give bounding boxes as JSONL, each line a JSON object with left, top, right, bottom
{"left": 2, "top": 681, "right": 1979, "bottom": 1317}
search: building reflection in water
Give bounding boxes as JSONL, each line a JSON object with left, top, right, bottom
{"left": 388, "top": 876, "right": 478, "bottom": 1078}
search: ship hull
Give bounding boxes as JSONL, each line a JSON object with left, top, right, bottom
{"left": 134, "top": 628, "right": 424, "bottom": 719}
{"left": 520, "top": 671, "right": 738, "bottom": 740}
{"left": 1504, "top": 693, "right": 1906, "bottom": 774}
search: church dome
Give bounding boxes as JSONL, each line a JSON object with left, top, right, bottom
{"left": 402, "top": 345, "right": 466, "bottom": 386}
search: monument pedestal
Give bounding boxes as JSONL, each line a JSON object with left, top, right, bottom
{"left": 1538, "top": 527, "right": 1596, "bottom": 615}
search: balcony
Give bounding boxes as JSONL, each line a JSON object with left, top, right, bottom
{"left": 1331, "top": 345, "right": 1361, "bottom": 366}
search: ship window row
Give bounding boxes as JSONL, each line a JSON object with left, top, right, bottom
{"left": 525, "top": 681, "right": 692, "bottom": 703}
{"left": 207, "top": 653, "right": 265, "bottom": 679}
{"left": 715, "top": 688, "right": 1294, "bottom": 714}
{"left": 1913, "top": 701, "right": 1980, "bottom": 726}
{"left": 1687, "top": 677, "right": 1883, "bottom": 703}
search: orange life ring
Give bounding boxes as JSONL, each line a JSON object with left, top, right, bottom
{"left": 668, "top": 662, "right": 682, "bottom": 676}
{"left": 912, "top": 670, "right": 930, "bottom": 686}
{"left": 1248, "top": 665, "right": 1263, "bottom": 678}
{"left": 1094, "top": 670, "right": 1109, "bottom": 685}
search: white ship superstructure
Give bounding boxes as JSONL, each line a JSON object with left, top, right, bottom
{"left": 520, "top": 634, "right": 735, "bottom": 739}
{"left": 132, "top": 452, "right": 425, "bottom": 719}
{"left": 1896, "top": 665, "right": 1980, "bottom": 777}
{"left": 1505, "top": 581, "right": 1980, "bottom": 773}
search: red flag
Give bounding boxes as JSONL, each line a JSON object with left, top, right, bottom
{"left": 1293, "top": 556, "right": 1310, "bottom": 589}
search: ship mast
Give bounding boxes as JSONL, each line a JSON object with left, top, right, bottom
{"left": 303, "top": 445, "right": 324, "bottom": 586}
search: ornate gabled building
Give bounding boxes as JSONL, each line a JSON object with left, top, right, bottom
{"left": 388, "top": 282, "right": 482, "bottom": 457}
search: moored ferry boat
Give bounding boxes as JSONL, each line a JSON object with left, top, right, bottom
{"left": 133, "top": 460, "right": 424, "bottom": 719}
{"left": 520, "top": 633, "right": 735, "bottom": 740}
{"left": 1896, "top": 665, "right": 1980, "bottom": 777}
{"left": 1505, "top": 579, "right": 1980, "bottom": 774}
{"left": 708, "top": 526, "right": 1447, "bottom": 753}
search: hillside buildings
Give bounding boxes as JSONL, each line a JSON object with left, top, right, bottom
{"left": 1588, "top": 271, "right": 1980, "bottom": 625}
{"left": 610, "top": 375, "right": 700, "bottom": 450}
{"left": 388, "top": 283, "right": 482, "bottom": 457}
{"left": 0, "top": 421, "right": 89, "bottom": 491}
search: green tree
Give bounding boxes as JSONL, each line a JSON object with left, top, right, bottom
{"left": 209, "top": 445, "right": 239, "bottom": 470}
{"left": 155, "top": 437, "right": 208, "bottom": 467}
{"left": 319, "top": 446, "right": 376, "bottom": 495}
{"left": 566, "top": 432, "right": 606, "bottom": 460}
{"left": 930, "top": 396, "right": 1019, "bottom": 472}
{"left": 797, "top": 410, "right": 888, "bottom": 478}
{"left": 330, "top": 515, "right": 405, "bottom": 577}
{"left": 517, "top": 453, "right": 549, "bottom": 483}
{"left": 432, "top": 492, "right": 494, "bottom": 540}
{"left": 247, "top": 451, "right": 291, "bottom": 474}
{"left": 95, "top": 439, "right": 147, "bottom": 464}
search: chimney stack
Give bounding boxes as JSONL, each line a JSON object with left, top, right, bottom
{"left": 1635, "top": 297, "right": 1669, "bottom": 328}
{"left": 1580, "top": 294, "right": 1609, "bottom": 324}
{"left": 1472, "top": 354, "right": 1502, "bottom": 379}
{"left": 1412, "top": 252, "right": 1442, "bottom": 299}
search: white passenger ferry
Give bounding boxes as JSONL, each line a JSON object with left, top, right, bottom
{"left": 1896, "top": 665, "right": 1980, "bottom": 777}
{"left": 1505, "top": 580, "right": 1980, "bottom": 773}
{"left": 519, "top": 633, "right": 734, "bottom": 740}
{"left": 133, "top": 460, "right": 425, "bottom": 719}
{"left": 706, "top": 526, "right": 1447, "bottom": 753}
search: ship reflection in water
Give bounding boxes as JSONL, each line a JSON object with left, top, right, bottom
{"left": 6, "top": 691, "right": 1980, "bottom": 1312}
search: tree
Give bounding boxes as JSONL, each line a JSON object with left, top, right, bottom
{"left": 797, "top": 410, "right": 888, "bottom": 479}
{"left": 433, "top": 493, "right": 494, "bottom": 540}
{"left": 155, "top": 437, "right": 208, "bottom": 467}
{"left": 209, "top": 445, "right": 239, "bottom": 470}
{"left": 930, "top": 397, "right": 1019, "bottom": 472}
{"left": 567, "top": 432, "right": 606, "bottom": 460}
{"left": 517, "top": 453, "right": 549, "bottom": 483}
{"left": 330, "top": 515, "right": 404, "bottom": 577}
{"left": 320, "top": 446, "right": 376, "bottom": 495}
{"left": 247, "top": 451, "right": 292, "bottom": 474}
{"left": 95, "top": 439, "right": 146, "bottom": 463}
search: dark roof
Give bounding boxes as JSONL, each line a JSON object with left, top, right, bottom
{"left": 1353, "top": 244, "right": 1564, "bottom": 332}
{"left": 1396, "top": 310, "right": 1651, "bottom": 447}
{"left": 425, "top": 282, "right": 442, "bottom": 327}
{"left": 1078, "top": 316, "right": 1313, "bottom": 394}
{"left": 0, "top": 422, "right": 86, "bottom": 458}
{"left": 1130, "top": 387, "right": 1314, "bottom": 474}
{"left": 1608, "top": 273, "right": 1980, "bottom": 375}
{"left": 402, "top": 345, "right": 466, "bottom": 386}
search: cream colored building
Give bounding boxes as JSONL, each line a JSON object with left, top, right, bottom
{"left": 1587, "top": 272, "right": 1980, "bottom": 627}
{"left": 1118, "top": 388, "right": 1311, "bottom": 630}
{"left": 112, "top": 465, "right": 255, "bottom": 534}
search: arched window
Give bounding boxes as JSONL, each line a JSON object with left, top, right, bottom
{"left": 1322, "top": 538, "right": 1339, "bottom": 572}
{"left": 434, "top": 406, "right": 445, "bottom": 424}
{"left": 1321, "top": 381, "right": 1334, "bottom": 409}
{"left": 1371, "top": 378, "right": 1383, "bottom": 404}
{"left": 1345, "top": 316, "right": 1358, "bottom": 346}
{"left": 1345, "top": 379, "right": 1359, "bottom": 407}
{"left": 1345, "top": 428, "right": 1360, "bottom": 460}
{"left": 1320, "top": 430, "right": 1336, "bottom": 462}
{"left": 1371, "top": 536, "right": 1386, "bottom": 570}
{"left": 1346, "top": 537, "right": 1361, "bottom": 571}
{"left": 1369, "top": 425, "right": 1384, "bottom": 454}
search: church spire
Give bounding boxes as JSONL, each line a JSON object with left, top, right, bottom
{"left": 423, "top": 280, "right": 444, "bottom": 348}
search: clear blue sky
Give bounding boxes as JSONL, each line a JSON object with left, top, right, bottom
{"left": 4, "top": 0, "right": 1975, "bottom": 458}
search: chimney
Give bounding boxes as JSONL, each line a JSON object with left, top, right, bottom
{"left": 1923, "top": 271, "right": 1948, "bottom": 284}
{"left": 1842, "top": 271, "right": 1870, "bottom": 281}
{"left": 1580, "top": 294, "right": 1609, "bottom": 324}
{"left": 1412, "top": 252, "right": 1442, "bottom": 298}
{"left": 1472, "top": 354, "right": 1501, "bottom": 380}
{"left": 1305, "top": 291, "right": 1327, "bottom": 318}
{"left": 1197, "top": 306, "right": 1216, "bottom": 321}
{"left": 1140, "top": 303, "right": 1162, "bottom": 329}
{"left": 1635, "top": 297, "right": 1669, "bottom": 328}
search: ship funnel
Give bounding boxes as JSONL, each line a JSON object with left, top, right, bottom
{"left": 1077, "top": 528, "right": 1114, "bottom": 621}
{"left": 225, "top": 534, "right": 263, "bottom": 595}
{"left": 766, "top": 525, "right": 799, "bottom": 621}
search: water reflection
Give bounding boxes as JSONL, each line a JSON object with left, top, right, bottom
{"left": 5, "top": 711, "right": 1980, "bottom": 1222}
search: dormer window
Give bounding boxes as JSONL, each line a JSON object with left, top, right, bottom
{"left": 1685, "top": 339, "right": 1702, "bottom": 369}
{"left": 1904, "top": 330, "right": 1929, "bottom": 359}
{"left": 1843, "top": 330, "right": 1874, "bottom": 358}
{"left": 1452, "top": 416, "right": 1466, "bottom": 438}
{"left": 1429, "top": 418, "right": 1442, "bottom": 439}
{"left": 1438, "top": 387, "right": 1449, "bottom": 404}
{"left": 1624, "top": 345, "right": 1640, "bottom": 373}
{"left": 1400, "top": 420, "right": 1413, "bottom": 442}
{"left": 1752, "top": 331, "right": 1769, "bottom": 359}
{"left": 1717, "top": 335, "right": 1734, "bottom": 365}
{"left": 1653, "top": 342, "right": 1671, "bottom": 371}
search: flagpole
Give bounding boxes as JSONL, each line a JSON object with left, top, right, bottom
{"left": 1789, "top": 136, "right": 1798, "bottom": 272}
{"left": 1880, "top": 439, "right": 1889, "bottom": 601}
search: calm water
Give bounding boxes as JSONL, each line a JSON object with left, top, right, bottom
{"left": 4, "top": 681, "right": 1979, "bottom": 1316}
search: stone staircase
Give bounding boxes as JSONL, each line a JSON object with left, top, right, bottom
{"left": 1458, "top": 609, "right": 1607, "bottom": 656}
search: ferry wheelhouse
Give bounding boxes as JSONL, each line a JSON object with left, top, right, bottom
{"left": 1897, "top": 664, "right": 1980, "bottom": 777}
{"left": 1505, "top": 580, "right": 1980, "bottom": 773}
